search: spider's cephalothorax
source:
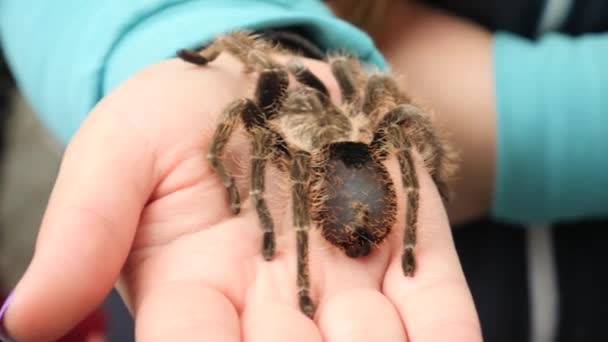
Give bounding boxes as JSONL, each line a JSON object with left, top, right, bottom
{"left": 178, "top": 32, "right": 456, "bottom": 317}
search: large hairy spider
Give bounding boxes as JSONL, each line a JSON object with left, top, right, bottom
{"left": 178, "top": 32, "right": 456, "bottom": 317}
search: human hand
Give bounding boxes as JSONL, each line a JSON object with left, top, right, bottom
{"left": 1, "top": 54, "right": 481, "bottom": 341}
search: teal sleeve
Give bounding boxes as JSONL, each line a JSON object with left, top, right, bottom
{"left": 492, "top": 32, "right": 608, "bottom": 223}
{"left": 0, "top": 0, "right": 386, "bottom": 143}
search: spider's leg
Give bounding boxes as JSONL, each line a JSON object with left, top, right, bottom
{"left": 372, "top": 104, "right": 455, "bottom": 201}
{"left": 370, "top": 109, "right": 420, "bottom": 276}
{"left": 362, "top": 74, "right": 411, "bottom": 118}
{"left": 228, "top": 31, "right": 283, "bottom": 71}
{"left": 177, "top": 33, "right": 233, "bottom": 65}
{"left": 291, "top": 150, "right": 315, "bottom": 317}
{"left": 178, "top": 31, "right": 280, "bottom": 71}
{"left": 248, "top": 127, "right": 278, "bottom": 260}
{"left": 207, "top": 99, "right": 257, "bottom": 214}
{"left": 329, "top": 56, "right": 362, "bottom": 105}
{"left": 241, "top": 72, "right": 288, "bottom": 260}
{"left": 254, "top": 68, "right": 289, "bottom": 120}
{"left": 286, "top": 59, "right": 329, "bottom": 97}
{"left": 177, "top": 48, "right": 215, "bottom": 65}
{"left": 396, "top": 141, "right": 420, "bottom": 277}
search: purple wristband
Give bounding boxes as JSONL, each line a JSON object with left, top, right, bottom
{"left": 0, "top": 291, "right": 15, "bottom": 342}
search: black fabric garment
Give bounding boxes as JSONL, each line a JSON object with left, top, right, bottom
{"left": 424, "top": 0, "right": 545, "bottom": 36}
{"left": 425, "top": 0, "right": 608, "bottom": 36}
{"left": 261, "top": 28, "right": 327, "bottom": 60}
{"left": 563, "top": 0, "right": 608, "bottom": 34}
{"left": 554, "top": 220, "right": 608, "bottom": 342}
{"left": 453, "top": 220, "right": 530, "bottom": 342}
{"left": 0, "top": 53, "right": 14, "bottom": 293}
{"left": 0, "top": 56, "right": 14, "bottom": 194}
{"left": 0, "top": 54, "right": 12, "bottom": 163}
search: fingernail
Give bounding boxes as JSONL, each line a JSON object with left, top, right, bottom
{"left": 0, "top": 291, "right": 16, "bottom": 342}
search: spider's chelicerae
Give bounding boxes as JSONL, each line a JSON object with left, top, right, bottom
{"left": 178, "top": 32, "right": 456, "bottom": 317}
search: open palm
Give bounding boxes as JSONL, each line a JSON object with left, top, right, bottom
{"left": 3, "top": 56, "right": 481, "bottom": 341}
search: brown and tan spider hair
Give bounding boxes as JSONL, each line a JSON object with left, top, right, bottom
{"left": 178, "top": 31, "right": 457, "bottom": 317}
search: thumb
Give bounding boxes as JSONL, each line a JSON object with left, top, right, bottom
{"left": 1, "top": 101, "right": 156, "bottom": 341}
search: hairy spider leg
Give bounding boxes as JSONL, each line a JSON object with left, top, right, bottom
{"left": 371, "top": 106, "right": 421, "bottom": 276}
{"left": 177, "top": 31, "right": 280, "bottom": 71}
{"left": 286, "top": 59, "right": 330, "bottom": 97}
{"left": 397, "top": 140, "right": 420, "bottom": 276}
{"left": 182, "top": 32, "right": 290, "bottom": 260}
{"left": 177, "top": 48, "right": 213, "bottom": 65}
{"left": 248, "top": 127, "right": 278, "bottom": 261}
{"left": 178, "top": 32, "right": 291, "bottom": 121}
{"left": 254, "top": 68, "right": 289, "bottom": 118}
{"left": 206, "top": 99, "right": 255, "bottom": 214}
{"left": 329, "top": 56, "right": 361, "bottom": 105}
{"left": 252, "top": 68, "right": 289, "bottom": 260}
{"left": 367, "top": 76, "right": 455, "bottom": 201}
{"left": 245, "top": 68, "right": 290, "bottom": 261}
{"left": 362, "top": 74, "right": 411, "bottom": 118}
{"left": 290, "top": 150, "right": 315, "bottom": 317}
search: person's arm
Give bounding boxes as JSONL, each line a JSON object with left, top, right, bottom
{"left": 375, "top": 3, "right": 495, "bottom": 224}
{"left": 0, "top": 0, "right": 385, "bottom": 143}
{"left": 377, "top": 3, "right": 608, "bottom": 224}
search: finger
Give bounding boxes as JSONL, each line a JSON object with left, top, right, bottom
{"left": 383, "top": 162, "right": 482, "bottom": 341}
{"left": 318, "top": 289, "right": 407, "bottom": 342}
{"left": 135, "top": 282, "right": 240, "bottom": 341}
{"left": 242, "top": 300, "right": 322, "bottom": 342}
{"left": 241, "top": 253, "right": 323, "bottom": 342}
{"left": 3, "top": 101, "right": 156, "bottom": 341}
{"left": 312, "top": 231, "right": 406, "bottom": 342}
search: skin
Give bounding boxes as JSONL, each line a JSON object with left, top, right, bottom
{"left": 3, "top": 54, "right": 481, "bottom": 341}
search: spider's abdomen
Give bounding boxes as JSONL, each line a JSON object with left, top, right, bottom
{"left": 311, "top": 142, "right": 397, "bottom": 258}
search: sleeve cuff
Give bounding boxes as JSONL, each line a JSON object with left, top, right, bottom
{"left": 491, "top": 32, "right": 608, "bottom": 223}
{"left": 103, "top": 0, "right": 387, "bottom": 94}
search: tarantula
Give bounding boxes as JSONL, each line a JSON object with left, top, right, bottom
{"left": 178, "top": 32, "right": 455, "bottom": 317}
